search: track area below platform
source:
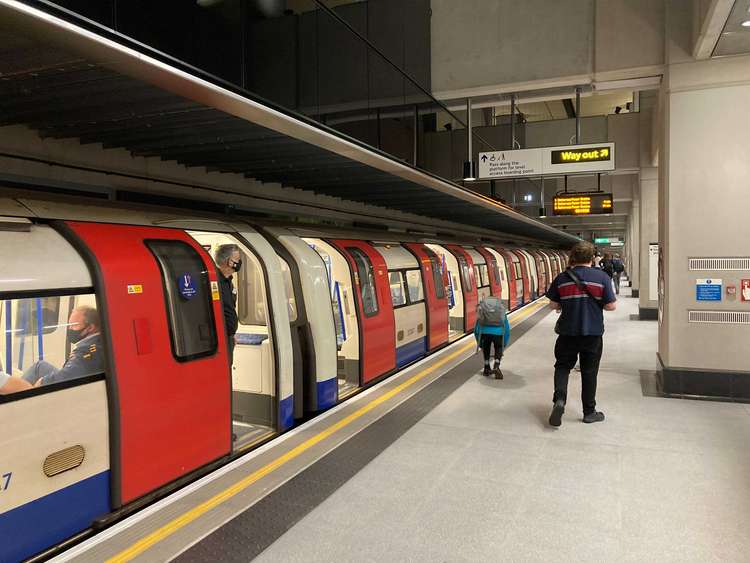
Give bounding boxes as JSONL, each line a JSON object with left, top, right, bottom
{"left": 52, "top": 300, "right": 550, "bottom": 563}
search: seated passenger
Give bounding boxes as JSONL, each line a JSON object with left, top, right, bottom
{"left": 23, "top": 306, "right": 104, "bottom": 386}
{"left": 0, "top": 371, "right": 32, "bottom": 395}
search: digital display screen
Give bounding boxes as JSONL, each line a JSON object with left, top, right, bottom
{"left": 553, "top": 193, "right": 613, "bottom": 215}
{"left": 551, "top": 146, "right": 612, "bottom": 165}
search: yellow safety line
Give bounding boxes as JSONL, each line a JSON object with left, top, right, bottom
{"left": 107, "top": 299, "right": 547, "bottom": 562}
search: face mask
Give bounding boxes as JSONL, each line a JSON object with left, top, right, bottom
{"left": 231, "top": 259, "right": 242, "bottom": 273}
{"left": 68, "top": 327, "right": 87, "bottom": 344}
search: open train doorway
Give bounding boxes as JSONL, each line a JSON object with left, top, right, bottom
{"left": 303, "top": 238, "right": 361, "bottom": 399}
{"left": 188, "top": 231, "right": 278, "bottom": 450}
{"left": 425, "top": 244, "right": 464, "bottom": 342}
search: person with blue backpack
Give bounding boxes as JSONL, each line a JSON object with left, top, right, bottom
{"left": 474, "top": 295, "right": 511, "bottom": 379}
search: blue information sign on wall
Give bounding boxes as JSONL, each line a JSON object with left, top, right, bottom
{"left": 696, "top": 278, "right": 722, "bottom": 301}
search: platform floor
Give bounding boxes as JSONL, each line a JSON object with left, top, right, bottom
{"left": 244, "top": 289, "right": 750, "bottom": 562}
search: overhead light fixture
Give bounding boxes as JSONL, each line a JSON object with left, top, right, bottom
{"left": 523, "top": 194, "right": 533, "bottom": 202}
{"left": 463, "top": 161, "right": 476, "bottom": 181}
{"left": 742, "top": 20, "right": 750, "bottom": 28}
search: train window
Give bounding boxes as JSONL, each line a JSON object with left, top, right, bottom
{"left": 278, "top": 258, "right": 298, "bottom": 322}
{"left": 348, "top": 248, "right": 379, "bottom": 316}
{"left": 237, "top": 250, "right": 267, "bottom": 327}
{"left": 425, "top": 251, "right": 446, "bottom": 299}
{"left": 476, "top": 264, "right": 489, "bottom": 288}
{"left": 146, "top": 240, "right": 218, "bottom": 362}
{"left": 15, "top": 297, "right": 61, "bottom": 336}
{"left": 490, "top": 260, "right": 501, "bottom": 284}
{"left": 389, "top": 271, "right": 407, "bottom": 307}
{"left": 0, "top": 293, "right": 104, "bottom": 398}
{"left": 405, "top": 269, "right": 424, "bottom": 303}
{"left": 513, "top": 259, "right": 522, "bottom": 279}
{"left": 457, "top": 255, "right": 473, "bottom": 291}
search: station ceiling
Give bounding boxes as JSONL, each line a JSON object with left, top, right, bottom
{"left": 0, "top": 1, "right": 577, "bottom": 246}
{"left": 715, "top": 0, "right": 750, "bottom": 57}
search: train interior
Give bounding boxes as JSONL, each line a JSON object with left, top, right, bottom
{"left": 303, "top": 238, "right": 361, "bottom": 399}
{"left": 188, "top": 231, "right": 276, "bottom": 450}
{"left": 425, "top": 244, "right": 464, "bottom": 342}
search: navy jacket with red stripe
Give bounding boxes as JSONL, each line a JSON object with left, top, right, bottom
{"left": 546, "top": 265, "right": 616, "bottom": 336}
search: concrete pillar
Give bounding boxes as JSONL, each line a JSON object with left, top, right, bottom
{"left": 628, "top": 193, "right": 641, "bottom": 294}
{"left": 638, "top": 167, "right": 658, "bottom": 317}
{"left": 657, "top": 42, "right": 750, "bottom": 397}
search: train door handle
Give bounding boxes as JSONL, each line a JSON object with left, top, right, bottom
{"left": 133, "top": 318, "right": 152, "bottom": 355}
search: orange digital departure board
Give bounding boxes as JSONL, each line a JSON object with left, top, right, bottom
{"left": 553, "top": 193, "right": 613, "bottom": 215}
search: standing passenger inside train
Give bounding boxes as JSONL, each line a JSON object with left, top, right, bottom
{"left": 215, "top": 244, "right": 241, "bottom": 365}
{"left": 474, "top": 295, "right": 511, "bottom": 379}
{"left": 546, "top": 242, "right": 616, "bottom": 427}
{"left": 23, "top": 306, "right": 104, "bottom": 386}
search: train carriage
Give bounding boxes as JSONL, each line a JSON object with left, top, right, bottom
{"left": 0, "top": 196, "right": 560, "bottom": 562}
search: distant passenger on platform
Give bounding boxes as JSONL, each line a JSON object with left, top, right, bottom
{"left": 0, "top": 370, "right": 32, "bottom": 395}
{"left": 23, "top": 306, "right": 104, "bottom": 387}
{"left": 593, "top": 251, "right": 602, "bottom": 269}
{"left": 474, "top": 295, "right": 511, "bottom": 379}
{"left": 215, "top": 244, "right": 241, "bottom": 366}
{"left": 546, "top": 241, "right": 616, "bottom": 427}
{"left": 612, "top": 254, "right": 625, "bottom": 295}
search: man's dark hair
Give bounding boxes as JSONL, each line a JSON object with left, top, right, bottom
{"left": 569, "top": 241, "right": 595, "bottom": 266}
{"left": 76, "top": 305, "right": 100, "bottom": 328}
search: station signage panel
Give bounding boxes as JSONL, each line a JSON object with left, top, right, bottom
{"left": 696, "top": 278, "right": 722, "bottom": 301}
{"left": 552, "top": 193, "right": 613, "bottom": 216}
{"left": 478, "top": 143, "right": 615, "bottom": 179}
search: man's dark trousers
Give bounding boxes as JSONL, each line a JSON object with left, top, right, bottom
{"left": 553, "top": 335, "right": 603, "bottom": 415}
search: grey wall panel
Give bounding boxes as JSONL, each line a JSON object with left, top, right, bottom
{"left": 247, "top": 15, "right": 298, "bottom": 110}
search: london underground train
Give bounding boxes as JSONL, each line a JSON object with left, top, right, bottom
{"left": 0, "top": 195, "right": 564, "bottom": 562}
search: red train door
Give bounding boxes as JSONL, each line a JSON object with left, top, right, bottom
{"left": 64, "top": 222, "right": 231, "bottom": 506}
{"left": 444, "top": 245, "right": 478, "bottom": 331}
{"left": 404, "top": 243, "right": 448, "bottom": 351}
{"left": 494, "top": 248, "right": 520, "bottom": 310}
{"left": 329, "top": 240, "right": 395, "bottom": 384}
{"left": 475, "top": 247, "right": 503, "bottom": 298}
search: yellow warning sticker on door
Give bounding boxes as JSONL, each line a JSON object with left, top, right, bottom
{"left": 211, "top": 281, "right": 220, "bottom": 301}
{"left": 127, "top": 284, "right": 143, "bottom": 294}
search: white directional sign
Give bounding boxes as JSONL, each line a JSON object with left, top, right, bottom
{"left": 477, "top": 148, "right": 542, "bottom": 179}
{"left": 478, "top": 143, "right": 615, "bottom": 179}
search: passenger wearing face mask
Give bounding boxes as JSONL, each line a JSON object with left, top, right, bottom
{"left": 215, "top": 244, "right": 241, "bottom": 366}
{"left": 23, "top": 306, "right": 104, "bottom": 386}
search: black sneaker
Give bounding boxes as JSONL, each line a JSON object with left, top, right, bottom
{"left": 583, "top": 411, "right": 605, "bottom": 424}
{"left": 482, "top": 366, "right": 491, "bottom": 377}
{"left": 548, "top": 400, "right": 565, "bottom": 427}
{"left": 493, "top": 367, "right": 503, "bottom": 380}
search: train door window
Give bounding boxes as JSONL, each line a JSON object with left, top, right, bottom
{"left": 490, "top": 259, "right": 502, "bottom": 284}
{"left": 146, "top": 240, "right": 217, "bottom": 361}
{"left": 348, "top": 248, "right": 379, "bottom": 316}
{"left": 238, "top": 252, "right": 267, "bottom": 327}
{"left": 424, "top": 248, "right": 446, "bottom": 299}
{"left": 477, "top": 264, "right": 489, "bottom": 288}
{"left": 389, "top": 271, "right": 406, "bottom": 307}
{"left": 405, "top": 269, "right": 424, "bottom": 303}
{"left": 0, "top": 292, "right": 105, "bottom": 396}
{"left": 278, "top": 258, "right": 298, "bottom": 322}
{"left": 457, "top": 255, "right": 472, "bottom": 291}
